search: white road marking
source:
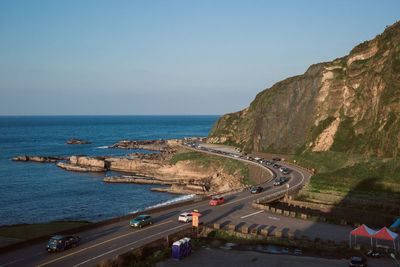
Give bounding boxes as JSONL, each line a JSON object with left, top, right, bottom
{"left": 240, "top": 210, "right": 264, "bottom": 219}
{"left": 73, "top": 224, "right": 186, "bottom": 267}
{"left": 268, "top": 216, "right": 280, "bottom": 221}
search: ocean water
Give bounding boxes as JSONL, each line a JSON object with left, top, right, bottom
{"left": 0, "top": 115, "right": 219, "bottom": 226}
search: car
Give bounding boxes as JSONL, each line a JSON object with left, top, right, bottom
{"left": 293, "top": 248, "right": 302, "bottom": 256}
{"left": 273, "top": 163, "right": 280, "bottom": 169}
{"left": 274, "top": 178, "right": 282, "bottom": 186}
{"left": 130, "top": 214, "right": 152, "bottom": 228}
{"left": 280, "top": 177, "right": 288, "bottom": 184}
{"left": 349, "top": 256, "right": 367, "bottom": 267}
{"left": 46, "top": 235, "right": 80, "bottom": 252}
{"left": 273, "top": 157, "right": 281, "bottom": 161}
{"left": 178, "top": 212, "right": 193, "bottom": 223}
{"left": 250, "top": 186, "right": 263, "bottom": 194}
{"left": 281, "top": 168, "right": 291, "bottom": 175}
{"left": 209, "top": 196, "right": 225, "bottom": 205}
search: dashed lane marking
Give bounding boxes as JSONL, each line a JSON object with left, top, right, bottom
{"left": 36, "top": 220, "right": 173, "bottom": 267}
{"left": 73, "top": 224, "right": 187, "bottom": 267}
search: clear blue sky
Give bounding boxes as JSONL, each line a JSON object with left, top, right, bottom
{"left": 1, "top": 0, "right": 399, "bottom": 115}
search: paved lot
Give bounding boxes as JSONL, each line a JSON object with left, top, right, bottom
{"left": 157, "top": 248, "right": 395, "bottom": 267}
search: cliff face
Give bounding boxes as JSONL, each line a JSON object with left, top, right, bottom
{"left": 208, "top": 21, "right": 400, "bottom": 157}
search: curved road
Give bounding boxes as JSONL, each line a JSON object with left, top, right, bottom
{"left": 0, "top": 144, "right": 312, "bottom": 267}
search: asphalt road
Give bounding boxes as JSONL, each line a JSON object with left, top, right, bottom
{"left": 0, "top": 145, "right": 315, "bottom": 267}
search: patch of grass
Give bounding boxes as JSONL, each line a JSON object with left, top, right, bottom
{"left": 128, "top": 247, "right": 172, "bottom": 267}
{"left": 293, "top": 151, "right": 400, "bottom": 212}
{"left": 330, "top": 117, "right": 358, "bottom": 152}
{"left": 292, "top": 151, "right": 351, "bottom": 173}
{"left": 170, "top": 152, "right": 252, "bottom": 185}
{"left": 0, "top": 221, "right": 90, "bottom": 240}
{"left": 310, "top": 116, "right": 336, "bottom": 142}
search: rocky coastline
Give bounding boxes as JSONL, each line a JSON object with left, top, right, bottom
{"left": 11, "top": 138, "right": 247, "bottom": 195}
{"left": 12, "top": 155, "right": 69, "bottom": 163}
{"left": 67, "top": 138, "right": 91, "bottom": 144}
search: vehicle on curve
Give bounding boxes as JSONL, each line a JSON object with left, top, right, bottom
{"left": 273, "top": 163, "right": 280, "bottom": 169}
{"left": 209, "top": 196, "right": 226, "bottom": 206}
{"left": 274, "top": 178, "right": 282, "bottom": 186}
{"left": 178, "top": 212, "right": 193, "bottom": 223}
{"left": 130, "top": 214, "right": 152, "bottom": 228}
{"left": 46, "top": 235, "right": 80, "bottom": 252}
{"left": 280, "top": 177, "right": 289, "bottom": 184}
{"left": 250, "top": 186, "right": 263, "bottom": 194}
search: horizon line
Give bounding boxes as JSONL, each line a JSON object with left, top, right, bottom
{"left": 0, "top": 114, "right": 222, "bottom": 116}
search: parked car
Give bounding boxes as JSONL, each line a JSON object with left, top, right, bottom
{"left": 272, "top": 157, "right": 281, "bottom": 161}
{"left": 273, "top": 163, "right": 280, "bottom": 169}
{"left": 274, "top": 178, "right": 282, "bottom": 186}
{"left": 130, "top": 214, "right": 152, "bottom": 228}
{"left": 281, "top": 168, "right": 291, "bottom": 175}
{"left": 178, "top": 212, "right": 193, "bottom": 223}
{"left": 280, "top": 177, "right": 288, "bottom": 184}
{"left": 250, "top": 186, "right": 263, "bottom": 194}
{"left": 46, "top": 235, "right": 80, "bottom": 252}
{"left": 265, "top": 160, "right": 272, "bottom": 165}
{"left": 209, "top": 196, "right": 226, "bottom": 205}
{"left": 349, "top": 256, "right": 367, "bottom": 267}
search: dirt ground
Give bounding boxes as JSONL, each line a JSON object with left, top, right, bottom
{"left": 157, "top": 248, "right": 395, "bottom": 267}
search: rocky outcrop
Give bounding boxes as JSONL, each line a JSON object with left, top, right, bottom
{"left": 104, "top": 176, "right": 211, "bottom": 195}
{"left": 12, "top": 155, "right": 68, "bottom": 163}
{"left": 67, "top": 139, "right": 91, "bottom": 144}
{"left": 109, "top": 139, "right": 175, "bottom": 152}
{"left": 127, "top": 152, "right": 166, "bottom": 160}
{"left": 57, "top": 153, "right": 248, "bottom": 193}
{"left": 57, "top": 162, "right": 106, "bottom": 172}
{"left": 57, "top": 155, "right": 107, "bottom": 172}
{"left": 151, "top": 184, "right": 208, "bottom": 195}
{"left": 208, "top": 21, "right": 400, "bottom": 157}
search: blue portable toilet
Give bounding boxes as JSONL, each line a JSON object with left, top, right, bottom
{"left": 183, "top": 237, "right": 192, "bottom": 256}
{"left": 172, "top": 240, "right": 184, "bottom": 260}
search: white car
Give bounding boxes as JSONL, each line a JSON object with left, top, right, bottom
{"left": 178, "top": 212, "right": 193, "bottom": 223}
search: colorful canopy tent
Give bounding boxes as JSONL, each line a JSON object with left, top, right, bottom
{"left": 390, "top": 218, "right": 400, "bottom": 229}
{"left": 372, "top": 227, "right": 399, "bottom": 251}
{"left": 349, "top": 224, "right": 377, "bottom": 248}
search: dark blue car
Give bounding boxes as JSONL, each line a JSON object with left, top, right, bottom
{"left": 46, "top": 235, "right": 80, "bottom": 252}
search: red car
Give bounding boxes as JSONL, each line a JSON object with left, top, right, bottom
{"left": 209, "top": 196, "right": 226, "bottom": 206}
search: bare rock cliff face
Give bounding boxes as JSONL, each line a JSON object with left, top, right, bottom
{"left": 208, "top": 21, "right": 400, "bottom": 157}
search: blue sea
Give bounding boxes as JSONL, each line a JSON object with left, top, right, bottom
{"left": 0, "top": 115, "right": 219, "bottom": 226}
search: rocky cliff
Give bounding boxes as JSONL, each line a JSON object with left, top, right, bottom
{"left": 208, "top": 21, "right": 400, "bottom": 157}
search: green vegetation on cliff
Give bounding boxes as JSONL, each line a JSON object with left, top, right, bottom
{"left": 292, "top": 151, "right": 400, "bottom": 213}
{"left": 170, "top": 151, "right": 252, "bottom": 185}
{"left": 208, "top": 21, "right": 400, "bottom": 158}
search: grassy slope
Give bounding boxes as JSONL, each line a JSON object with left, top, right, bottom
{"left": 292, "top": 151, "right": 400, "bottom": 194}
{"left": 0, "top": 221, "right": 90, "bottom": 240}
{"left": 291, "top": 151, "right": 400, "bottom": 214}
{"left": 170, "top": 151, "right": 253, "bottom": 185}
